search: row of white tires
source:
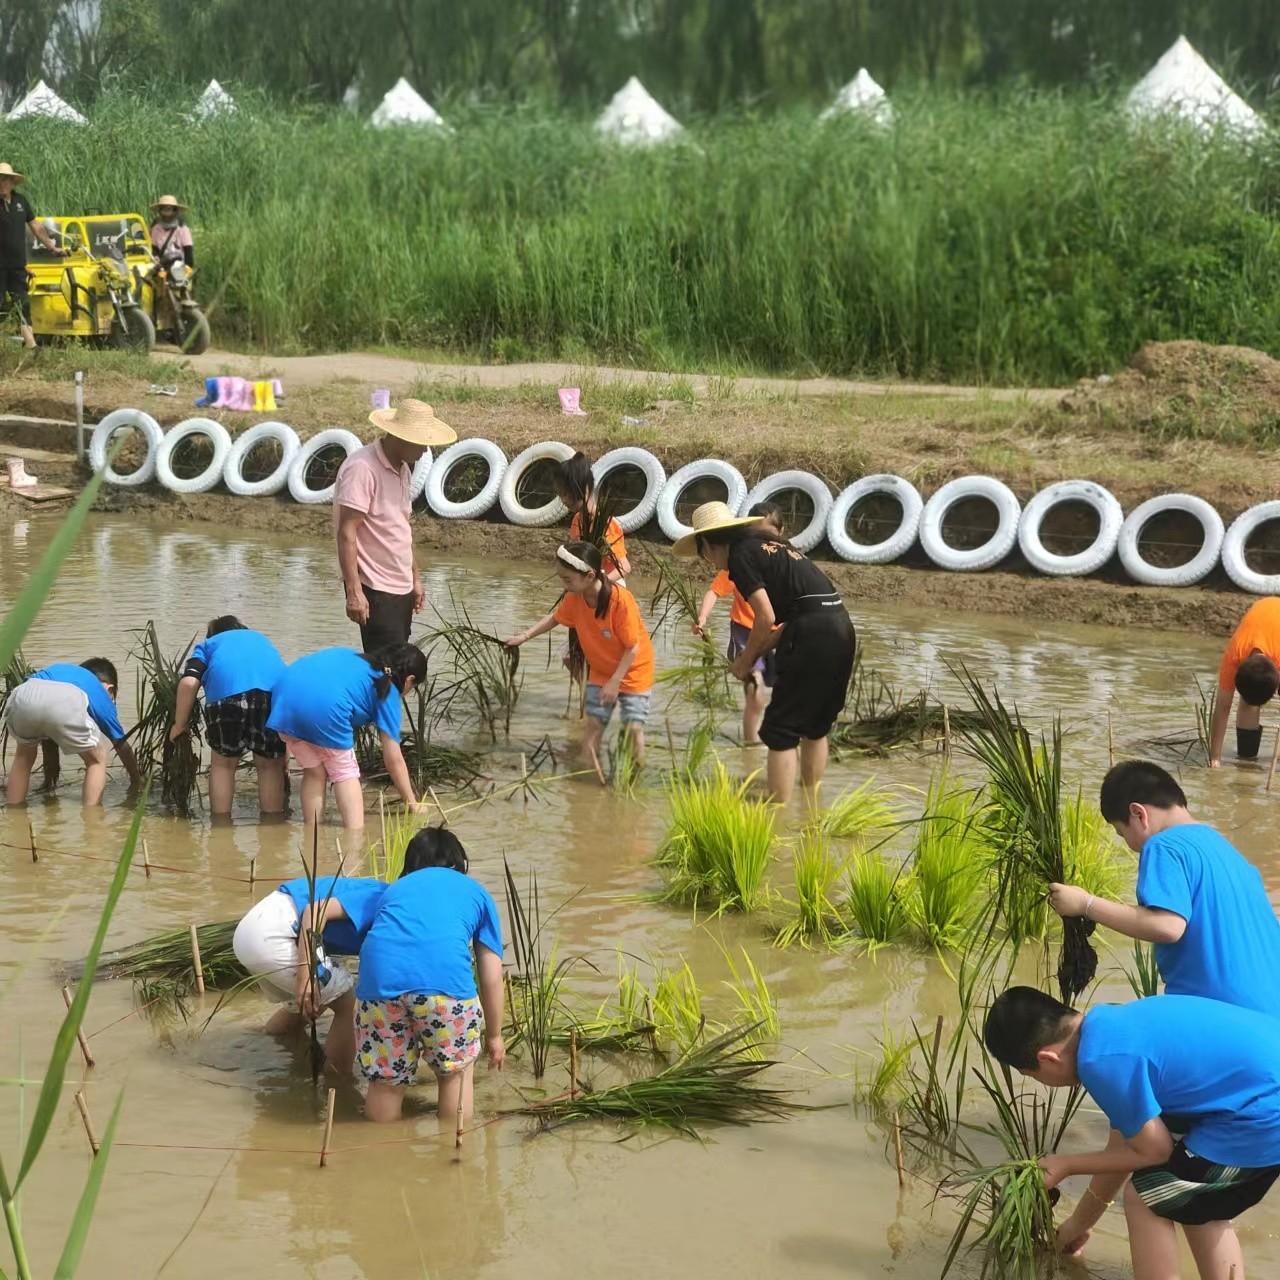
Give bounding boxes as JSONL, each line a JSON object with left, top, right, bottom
{"left": 89, "top": 411, "right": 1280, "bottom": 593}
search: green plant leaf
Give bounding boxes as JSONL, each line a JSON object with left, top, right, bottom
{"left": 15, "top": 788, "right": 144, "bottom": 1190}
{"left": 52, "top": 1091, "right": 123, "bottom": 1279}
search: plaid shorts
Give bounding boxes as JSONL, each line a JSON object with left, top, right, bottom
{"left": 1132, "top": 1139, "right": 1280, "bottom": 1225}
{"left": 205, "top": 690, "right": 285, "bottom": 759}
{"left": 356, "top": 993, "right": 484, "bottom": 1084}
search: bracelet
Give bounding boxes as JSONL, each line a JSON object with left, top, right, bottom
{"left": 1082, "top": 1185, "right": 1112, "bottom": 1210}
{"left": 1083, "top": 895, "right": 1095, "bottom": 921}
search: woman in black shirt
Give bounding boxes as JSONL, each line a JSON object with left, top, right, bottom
{"left": 675, "top": 501, "right": 856, "bottom": 803}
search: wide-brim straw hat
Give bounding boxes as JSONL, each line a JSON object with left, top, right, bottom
{"left": 672, "top": 500, "right": 760, "bottom": 557}
{"left": 0, "top": 163, "right": 26, "bottom": 185}
{"left": 368, "top": 398, "right": 457, "bottom": 447}
{"left": 150, "top": 195, "right": 188, "bottom": 211}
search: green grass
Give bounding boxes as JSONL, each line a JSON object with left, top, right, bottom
{"left": 9, "top": 92, "right": 1280, "bottom": 384}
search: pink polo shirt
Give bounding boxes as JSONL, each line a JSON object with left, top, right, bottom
{"left": 334, "top": 441, "right": 414, "bottom": 594}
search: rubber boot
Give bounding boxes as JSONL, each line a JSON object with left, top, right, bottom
{"left": 211, "top": 377, "right": 235, "bottom": 409}
{"left": 6, "top": 458, "right": 37, "bottom": 488}
{"left": 258, "top": 380, "right": 278, "bottom": 412}
{"left": 232, "top": 378, "right": 255, "bottom": 411}
{"left": 271, "top": 378, "right": 284, "bottom": 402}
{"left": 252, "top": 380, "right": 266, "bottom": 412}
{"left": 558, "top": 387, "right": 587, "bottom": 416}
{"left": 195, "top": 376, "right": 219, "bottom": 408}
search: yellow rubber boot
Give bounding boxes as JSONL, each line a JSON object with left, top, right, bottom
{"left": 257, "top": 380, "right": 278, "bottom": 412}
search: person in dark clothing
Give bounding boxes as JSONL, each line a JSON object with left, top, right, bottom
{"left": 0, "top": 162, "right": 66, "bottom": 348}
{"left": 675, "top": 500, "right": 856, "bottom": 804}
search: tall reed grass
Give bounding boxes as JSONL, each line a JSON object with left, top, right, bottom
{"left": 14, "top": 93, "right": 1280, "bottom": 383}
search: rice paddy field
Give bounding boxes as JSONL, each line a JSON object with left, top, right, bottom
{"left": 4, "top": 507, "right": 1280, "bottom": 1278}
{"left": 7, "top": 93, "right": 1280, "bottom": 383}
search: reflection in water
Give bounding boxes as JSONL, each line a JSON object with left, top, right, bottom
{"left": 0, "top": 510, "right": 1273, "bottom": 1279}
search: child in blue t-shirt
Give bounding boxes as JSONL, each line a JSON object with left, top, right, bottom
{"left": 3, "top": 658, "right": 142, "bottom": 806}
{"left": 355, "top": 828, "right": 505, "bottom": 1125}
{"left": 170, "top": 615, "right": 287, "bottom": 818}
{"left": 233, "top": 873, "right": 388, "bottom": 1072}
{"left": 265, "top": 644, "right": 428, "bottom": 832}
{"left": 986, "top": 987, "right": 1280, "bottom": 1280}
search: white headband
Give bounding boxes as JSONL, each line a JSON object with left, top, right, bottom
{"left": 557, "top": 545, "right": 594, "bottom": 573}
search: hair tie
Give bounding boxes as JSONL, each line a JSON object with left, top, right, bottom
{"left": 556, "top": 545, "right": 593, "bottom": 573}
{"left": 383, "top": 666, "right": 391, "bottom": 677}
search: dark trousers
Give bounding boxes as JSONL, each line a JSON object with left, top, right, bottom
{"left": 358, "top": 585, "right": 414, "bottom": 654}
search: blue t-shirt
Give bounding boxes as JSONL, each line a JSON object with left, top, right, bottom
{"left": 357, "top": 868, "right": 504, "bottom": 1001}
{"left": 1079, "top": 997, "right": 1280, "bottom": 1168}
{"left": 1137, "top": 823, "right": 1280, "bottom": 1018}
{"left": 29, "top": 664, "right": 125, "bottom": 741}
{"left": 265, "top": 648, "right": 402, "bottom": 749}
{"left": 188, "top": 630, "right": 285, "bottom": 704}
{"left": 278, "top": 876, "right": 387, "bottom": 955}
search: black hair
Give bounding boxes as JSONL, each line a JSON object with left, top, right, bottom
{"left": 362, "top": 643, "right": 428, "bottom": 700}
{"left": 748, "top": 499, "right": 785, "bottom": 531}
{"left": 400, "top": 826, "right": 469, "bottom": 876}
{"left": 983, "top": 986, "right": 1077, "bottom": 1072}
{"left": 559, "top": 540, "right": 612, "bottom": 619}
{"left": 1236, "top": 654, "right": 1280, "bottom": 707}
{"left": 554, "top": 452, "right": 595, "bottom": 508}
{"left": 80, "top": 657, "right": 119, "bottom": 688}
{"left": 1098, "top": 760, "right": 1187, "bottom": 823}
{"left": 206, "top": 615, "right": 246, "bottom": 637}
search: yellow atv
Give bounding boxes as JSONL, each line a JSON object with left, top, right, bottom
{"left": 25, "top": 213, "right": 157, "bottom": 351}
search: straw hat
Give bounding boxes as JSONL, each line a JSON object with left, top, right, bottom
{"left": 368, "top": 398, "right": 457, "bottom": 447}
{"left": 150, "top": 195, "right": 188, "bottom": 211}
{"left": 672, "top": 500, "right": 760, "bottom": 557}
{"left": 0, "top": 163, "right": 26, "bottom": 185}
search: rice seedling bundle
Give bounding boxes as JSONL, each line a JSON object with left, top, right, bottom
{"left": 810, "top": 776, "right": 903, "bottom": 840}
{"left": 774, "top": 832, "right": 848, "bottom": 948}
{"left": 130, "top": 622, "right": 203, "bottom": 814}
{"left": 909, "top": 775, "right": 987, "bottom": 952}
{"left": 844, "top": 851, "right": 911, "bottom": 949}
{"left": 1125, "top": 940, "right": 1161, "bottom": 999}
{"left": 0, "top": 649, "right": 60, "bottom": 789}
{"left": 422, "top": 596, "right": 522, "bottom": 741}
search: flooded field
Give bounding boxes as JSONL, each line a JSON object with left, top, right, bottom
{"left": 2, "top": 509, "right": 1278, "bottom": 1279}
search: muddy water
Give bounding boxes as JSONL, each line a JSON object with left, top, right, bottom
{"left": 2, "top": 510, "right": 1279, "bottom": 1280}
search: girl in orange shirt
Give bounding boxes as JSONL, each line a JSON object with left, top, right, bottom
{"left": 505, "top": 541, "right": 654, "bottom": 775}
{"left": 555, "top": 453, "right": 630, "bottom": 583}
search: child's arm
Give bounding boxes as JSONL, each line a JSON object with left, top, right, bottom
{"left": 169, "top": 674, "right": 201, "bottom": 741}
{"left": 378, "top": 733, "right": 427, "bottom": 813}
{"left": 295, "top": 899, "right": 350, "bottom": 1016}
{"left": 1040, "top": 1118, "right": 1174, "bottom": 1188}
{"left": 693, "top": 589, "right": 719, "bottom": 636}
{"left": 113, "top": 737, "right": 143, "bottom": 787}
{"left": 1053, "top": 1130, "right": 1133, "bottom": 1258}
{"left": 503, "top": 611, "right": 560, "bottom": 650}
{"left": 600, "top": 645, "right": 638, "bottom": 706}
{"left": 475, "top": 942, "right": 505, "bottom": 1068}
{"left": 1208, "top": 684, "right": 1233, "bottom": 768}
{"left": 732, "top": 589, "right": 782, "bottom": 676}
{"left": 1047, "top": 883, "right": 1185, "bottom": 944}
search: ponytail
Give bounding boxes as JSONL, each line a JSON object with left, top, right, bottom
{"left": 559, "top": 540, "right": 611, "bottom": 619}
{"left": 362, "top": 643, "right": 427, "bottom": 699}
{"left": 555, "top": 452, "right": 595, "bottom": 507}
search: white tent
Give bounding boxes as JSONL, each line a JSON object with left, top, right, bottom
{"left": 7, "top": 80, "right": 85, "bottom": 125}
{"left": 820, "top": 69, "right": 893, "bottom": 125}
{"left": 191, "top": 79, "right": 236, "bottom": 120}
{"left": 596, "top": 76, "right": 683, "bottom": 146}
{"left": 370, "top": 77, "right": 447, "bottom": 129}
{"left": 1127, "top": 36, "right": 1263, "bottom": 137}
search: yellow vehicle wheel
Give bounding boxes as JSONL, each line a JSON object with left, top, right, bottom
{"left": 109, "top": 305, "right": 155, "bottom": 353}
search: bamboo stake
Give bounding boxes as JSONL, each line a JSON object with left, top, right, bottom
{"left": 454, "top": 1080, "right": 465, "bottom": 1154}
{"left": 1267, "top": 726, "right": 1280, "bottom": 794}
{"left": 141, "top": 838, "right": 151, "bottom": 879}
{"left": 27, "top": 819, "right": 37, "bottom": 864}
{"left": 248, "top": 856, "right": 256, "bottom": 891}
{"left": 62, "top": 985, "right": 95, "bottom": 1068}
{"left": 1107, "top": 710, "right": 1115, "bottom": 768}
{"left": 189, "top": 923, "right": 205, "bottom": 996}
{"left": 319, "top": 1087, "right": 336, "bottom": 1168}
{"left": 519, "top": 753, "right": 528, "bottom": 805}
{"left": 941, "top": 705, "right": 951, "bottom": 758}
{"left": 74, "top": 1090, "right": 100, "bottom": 1155}
{"left": 892, "top": 1108, "right": 906, "bottom": 1188}
{"left": 569, "top": 1029, "right": 579, "bottom": 1100}
{"left": 428, "top": 786, "right": 449, "bottom": 827}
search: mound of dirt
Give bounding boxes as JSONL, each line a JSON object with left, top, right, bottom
{"left": 1060, "top": 341, "right": 1280, "bottom": 441}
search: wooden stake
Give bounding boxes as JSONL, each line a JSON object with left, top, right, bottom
{"left": 74, "top": 1090, "right": 100, "bottom": 1156}
{"left": 27, "top": 819, "right": 37, "bottom": 864}
{"left": 941, "top": 705, "right": 951, "bottom": 758}
{"left": 1267, "top": 727, "right": 1280, "bottom": 794}
{"left": 519, "top": 753, "right": 528, "bottom": 805}
{"left": 569, "top": 1028, "right": 579, "bottom": 1100}
{"left": 1107, "top": 710, "right": 1115, "bottom": 768}
{"left": 319, "top": 1087, "right": 336, "bottom": 1168}
{"left": 189, "top": 923, "right": 205, "bottom": 996}
{"left": 892, "top": 1108, "right": 906, "bottom": 1188}
{"left": 141, "top": 838, "right": 151, "bottom": 879}
{"left": 428, "top": 787, "right": 449, "bottom": 827}
{"left": 248, "top": 856, "right": 256, "bottom": 891}
{"left": 454, "top": 1079, "right": 465, "bottom": 1153}
{"left": 62, "top": 985, "right": 95, "bottom": 1068}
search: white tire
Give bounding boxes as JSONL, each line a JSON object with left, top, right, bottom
{"left": 223, "top": 422, "right": 301, "bottom": 497}
{"left": 656, "top": 459, "right": 749, "bottom": 542}
{"left": 154, "top": 417, "right": 233, "bottom": 495}
{"left": 919, "top": 476, "right": 1021, "bottom": 572}
{"left": 827, "top": 474, "right": 923, "bottom": 564}
{"left": 593, "top": 447, "right": 666, "bottom": 534}
{"left": 286, "top": 429, "right": 363, "bottom": 505}
{"left": 88, "top": 408, "right": 164, "bottom": 486}
{"left": 741, "top": 470, "right": 833, "bottom": 554}
{"left": 1118, "top": 494, "right": 1224, "bottom": 588}
{"left": 499, "top": 441, "right": 574, "bottom": 527}
{"left": 1017, "top": 481, "right": 1124, "bottom": 577}
{"left": 409, "top": 449, "right": 434, "bottom": 504}
{"left": 426, "top": 439, "right": 508, "bottom": 520}
{"left": 1222, "top": 502, "right": 1280, "bottom": 595}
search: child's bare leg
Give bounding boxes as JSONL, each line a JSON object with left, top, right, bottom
{"left": 799, "top": 736, "right": 829, "bottom": 800}
{"left": 766, "top": 747, "right": 798, "bottom": 805}
{"left": 299, "top": 766, "right": 327, "bottom": 831}
{"left": 1123, "top": 1180, "right": 1182, "bottom": 1280}
{"left": 742, "top": 675, "right": 766, "bottom": 744}
{"left": 254, "top": 753, "right": 286, "bottom": 815}
{"left": 322, "top": 991, "right": 357, "bottom": 1075}
{"left": 79, "top": 742, "right": 109, "bottom": 806}
{"left": 365, "top": 1079, "right": 404, "bottom": 1123}
{"left": 623, "top": 721, "right": 646, "bottom": 768}
{"left": 331, "top": 777, "right": 365, "bottom": 830}
{"left": 435, "top": 1064, "right": 475, "bottom": 1132}
{"left": 1238, "top": 700, "right": 1262, "bottom": 734}
{"left": 264, "top": 1006, "right": 303, "bottom": 1035}
{"left": 5, "top": 743, "right": 38, "bottom": 805}
{"left": 582, "top": 717, "right": 606, "bottom": 781}
{"left": 1185, "top": 1219, "right": 1246, "bottom": 1280}
{"left": 208, "top": 750, "right": 239, "bottom": 815}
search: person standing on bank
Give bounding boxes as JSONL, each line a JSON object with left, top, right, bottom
{"left": 0, "top": 162, "right": 67, "bottom": 350}
{"left": 335, "top": 399, "right": 457, "bottom": 651}
{"left": 675, "top": 501, "right": 856, "bottom": 805}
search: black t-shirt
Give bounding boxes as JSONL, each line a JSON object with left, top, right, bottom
{"left": 727, "top": 535, "right": 839, "bottom": 624}
{"left": 0, "top": 191, "right": 34, "bottom": 266}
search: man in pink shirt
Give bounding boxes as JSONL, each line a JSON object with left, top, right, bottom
{"left": 335, "top": 399, "right": 456, "bottom": 651}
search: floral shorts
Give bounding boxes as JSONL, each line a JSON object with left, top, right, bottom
{"left": 356, "top": 993, "right": 484, "bottom": 1084}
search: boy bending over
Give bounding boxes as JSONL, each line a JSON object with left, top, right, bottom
{"left": 1208, "top": 596, "right": 1280, "bottom": 767}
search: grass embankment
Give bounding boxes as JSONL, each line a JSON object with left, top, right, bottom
{"left": 6, "top": 93, "right": 1280, "bottom": 383}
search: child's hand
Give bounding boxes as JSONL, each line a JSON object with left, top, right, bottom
{"left": 691, "top": 623, "right": 706, "bottom": 637}
{"left": 168, "top": 722, "right": 187, "bottom": 743}
{"left": 485, "top": 1033, "right": 505, "bottom": 1070}
{"left": 600, "top": 682, "right": 620, "bottom": 707}
{"left": 297, "top": 976, "right": 321, "bottom": 1020}
{"left": 502, "top": 635, "right": 524, "bottom": 651}
{"left": 1047, "top": 883, "right": 1089, "bottom": 918}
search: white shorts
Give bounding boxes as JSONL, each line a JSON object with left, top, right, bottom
{"left": 232, "top": 890, "right": 355, "bottom": 1006}
{"left": 3, "top": 681, "right": 101, "bottom": 753}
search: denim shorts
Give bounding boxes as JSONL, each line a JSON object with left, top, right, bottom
{"left": 584, "top": 683, "right": 650, "bottom": 725}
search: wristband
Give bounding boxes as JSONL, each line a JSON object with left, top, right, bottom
{"left": 1083, "top": 895, "right": 1095, "bottom": 921}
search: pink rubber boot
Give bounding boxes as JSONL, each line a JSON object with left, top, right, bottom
{"left": 558, "top": 387, "right": 587, "bottom": 416}
{"left": 6, "top": 458, "right": 37, "bottom": 488}
{"left": 211, "top": 377, "right": 235, "bottom": 409}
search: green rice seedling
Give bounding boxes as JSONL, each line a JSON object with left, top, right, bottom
{"left": 422, "top": 595, "right": 522, "bottom": 741}
{"left": 129, "top": 621, "right": 203, "bottom": 815}
{"left": 774, "top": 832, "right": 849, "bottom": 948}
{"left": 0, "top": 649, "right": 60, "bottom": 791}
{"left": 852, "top": 1027, "right": 913, "bottom": 1112}
{"left": 908, "top": 775, "right": 987, "bottom": 952}
{"left": 898, "top": 1017, "right": 969, "bottom": 1155}
{"left": 720, "top": 948, "right": 780, "bottom": 1059}
{"left": 1132, "top": 677, "right": 1215, "bottom": 767}
{"left": 369, "top": 800, "right": 430, "bottom": 882}
{"left": 607, "top": 727, "right": 642, "bottom": 796}
{"left": 810, "top": 776, "right": 903, "bottom": 841}
{"left": 1061, "top": 788, "right": 1131, "bottom": 901}
{"left": 650, "top": 961, "right": 713, "bottom": 1056}
{"left": 1124, "top": 940, "right": 1162, "bottom": 999}
{"left": 844, "top": 851, "right": 911, "bottom": 950}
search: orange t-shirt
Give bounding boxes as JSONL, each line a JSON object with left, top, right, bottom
{"left": 568, "top": 512, "right": 627, "bottom": 579}
{"left": 1219, "top": 598, "right": 1280, "bottom": 692}
{"left": 710, "top": 570, "right": 755, "bottom": 629}
{"left": 554, "top": 586, "right": 654, "bottom": 693}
